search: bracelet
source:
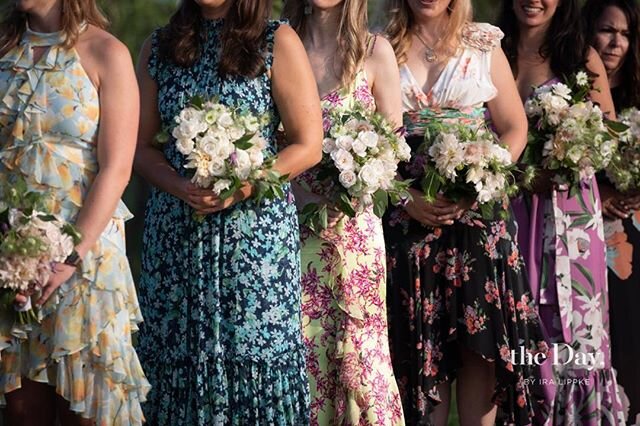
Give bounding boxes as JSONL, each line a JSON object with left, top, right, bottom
{"left": 63, "top": 249, "right": 82, "bottom": 268}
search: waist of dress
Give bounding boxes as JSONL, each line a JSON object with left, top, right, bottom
{"left": 403, "top": 107, "right": 487, "bottom": 137}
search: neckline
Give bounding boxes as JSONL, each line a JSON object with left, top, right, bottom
{"left": 402, "top": 59, "right": 452, "bottom": 98}
{"left": 23, "top": 24, "right": 66, "bottom": 47}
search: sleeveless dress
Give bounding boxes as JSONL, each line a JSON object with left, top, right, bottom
{"left": 297, "top": 68, "right": 404, "bottom": 425}
{"left": 137, "top": 19, "right": 309, "bottom": 425}
{"left": 512, "top": 79, "right": 627, "bottom": 425}
{"left": 604, "top": 92, "right": 640, "bottom": 425}
{"left": 382, "top": 23, "right": 548, "bottom": 425}
{"left": 0, "top": 27, "right": 149, "bottom": 425}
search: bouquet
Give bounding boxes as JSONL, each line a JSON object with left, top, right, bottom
{"left": 606, "top": 107, "right": 640, "bottom": 192}
{"left": 300, "top": 105, "right": 412, "bottom": 230}
{"left": 0, "top": 179, "right": 81, "bottom": 324}
{"left": 420, "top": 121, "right": 517, "bottom": 219}
{"left": 166, "top": 96, "right": 288, "bottom": 216}
{"left": 523, "top": 71, "right": 625, "bottom": 193}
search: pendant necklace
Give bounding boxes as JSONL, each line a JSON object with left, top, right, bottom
{"left": 414, "top": 32, "right": 441, "bottom": 63}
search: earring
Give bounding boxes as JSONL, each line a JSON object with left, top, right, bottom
{"left": 304, "top": 1, "right": 313, "bottom": 15}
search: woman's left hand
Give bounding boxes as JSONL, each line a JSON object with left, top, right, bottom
{"left": 36, "top": 263, "right": 77, "bottom": 307}
{"left": 190, "top": 184, "right": 252, "bottom": 215}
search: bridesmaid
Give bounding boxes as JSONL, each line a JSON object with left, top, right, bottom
{"left": 133, "top": 0, "right": 323, "bottom": 424}
{"left": 584, "top": 0, "right": 640, "bottom": 422}
{"left": 0, "top": 0, "right": 149, "bottom": 425}
{"left": 281, "top": 0, "right": 405, "bottom": 424}
{"left": 383, "top": 0, "right": 547, "bottom": 425}
{"left": 500, "top": 0, "right": 627, "bottom": 423}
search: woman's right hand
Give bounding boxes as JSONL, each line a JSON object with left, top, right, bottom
{"left": 404, "top": 189, "right": 462, "bottom": 227}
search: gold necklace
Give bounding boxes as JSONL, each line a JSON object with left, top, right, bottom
{"left": 414, "top": 31, "right": 441, "bottom": 63}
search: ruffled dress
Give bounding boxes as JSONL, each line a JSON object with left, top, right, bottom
{"left": 0, "top": 27, "right": 149, "bottom": 425}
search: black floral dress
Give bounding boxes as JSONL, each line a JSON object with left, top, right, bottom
{"left": 382, "top": 23, "right": 548, "bottom": 425}
{"left": 136, "top": 20, "right": 309, "bottom": 425}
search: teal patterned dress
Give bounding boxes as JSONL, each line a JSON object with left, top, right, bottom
{"left": 136, "top": 19, "right": 309, "bottom": 425}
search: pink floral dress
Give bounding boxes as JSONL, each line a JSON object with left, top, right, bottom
{"left": 383, "top": 23, "right": 548, "bottom": 425}
{"left": 296, "top": 68, "right": 405, "bottom": 425}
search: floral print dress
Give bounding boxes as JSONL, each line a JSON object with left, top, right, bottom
{"left": 0, "top": 27, "right": 150, "bottom": 425}
{"left": 136, "top": 20, "right": 309, "bottom": 426}
{"left": 512, "top": 80, "right": 627, "bottom": 425}
{"left": 383, "top": 23, "right": 548, "bottom": 425}
{"left": 296, "top": 68, "right": 404, "bottom": 426}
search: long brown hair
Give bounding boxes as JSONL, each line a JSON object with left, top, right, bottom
{"left": 158, "top": 0, "right": 273, "bottom": 78}
{"left": 282, "top": 0, "right": 369, "bottom": 88}
{"left": 385, "top": 0, "right": 472, "bottom": 65}
{"left": 0, "top": 0, "right": 109, "bottom": 57}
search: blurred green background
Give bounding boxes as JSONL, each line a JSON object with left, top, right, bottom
{"left": 105, "top": 0, "right": 499, "bottom": 280}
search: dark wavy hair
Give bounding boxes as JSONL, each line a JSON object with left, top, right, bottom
{"left": 499, "top": 0, "right": 590, "bottom": 78}
{"left": 0, "top": 0, "right": 109, "bottom": 57}
{"left": 158, "top": 0, "right": 273, "bottom": 78}
{"left": 583, "top": 0, "right": 640, "bottom": 110}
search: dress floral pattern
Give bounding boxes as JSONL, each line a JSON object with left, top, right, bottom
{"left": 512, "top": 80, "right": 627, "bottom": 425}
{"left": 297, "top": 69, "right": 404, "bottom": 426}
{"left": 383, "top": 23, "right": 548, "bottom": 425}
{"left": 0, "top": 27, "right": 149, "bottom": 425}
{"left": 136, "top": 19, "right": 309, "bottom": 426}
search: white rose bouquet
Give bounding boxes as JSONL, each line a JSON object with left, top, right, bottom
{"left": 300, "top": 105, "right": 412, "bottom": 230}
{"left": 606, "top": 107, "right": 640, "bottom": 192}
{"left": 523, "top": 71, "right": 625, "bottom": 194}
{"left": 0, "top": 179, "right": 81, "bottom": 325}
{"left": 420, "top": 121, "right": 518, "bottom": 219}
{"left": 165, "top": 96, "right": 288, "bottom": 218}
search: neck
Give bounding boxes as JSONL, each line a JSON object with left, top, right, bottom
{"left": 305, "top": 5, "right": 342, "bottom": 49}
{"left": 201, "top": 1, "right": 232, "bottom": 20}
{"left": 518, "top": 24, "right": 548, "bottom": 57}
{"left": 27, "top": 1, "right": 63, "bottom": 33}
{"left": 412, "top": 13, "right": 449, "bottom": 45}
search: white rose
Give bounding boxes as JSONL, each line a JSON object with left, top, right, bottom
{"left": 176, "top": 138, "right": 195, "bottom": 155}
{"left": 173, "top": 120, "right": 201, "bottom": 140}
{"left": 227, "top": 125, "right": 245, "bottom": 141}
{"left": 217, "top": 112, "right": 234, "bottom": 128}
{"left": 336, "top": 135, "right": 355, "bottom": 151}
{"left": 233, "top": 149, "right": 252, "bottom": 180}
{"left": 358, "top": 164, "right": 380, "bottom": 188}
{"left": 339, "top": 170, "right": 357, "bottom": 188}
{"left": 552, "top": 83, "right": 572, "bottom": 100}
{"left": 208, "top": 160, "right": 226, "bottom": 176}
{"left": 358, "top": 131, "right": 379, "bottom": 148}
{"left": 331, "top": 149, "right": 354, "bottom": 171}
{"left": 322, "top": 138, "right": 337, "bottom": 154}
{"left": 351, "top": 139, "right": 368, "bottom": 157}
{"left": 248, "top": 148, "right": 264, "bottom": 167}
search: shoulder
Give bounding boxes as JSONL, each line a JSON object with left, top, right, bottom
{"left": 368, "top": 34, "right": 396, "bottom": 62}
{"left": 585, "top": 46, "right": 606, "bottom": 71}
{"left": 461, "top": 22, "right": 504, "bottom": 52}
{"left": 272, "top": 21, "right": 299, "bottom": 45}
{"left": 79, "top": 25, "right": 133, "bottom": 70}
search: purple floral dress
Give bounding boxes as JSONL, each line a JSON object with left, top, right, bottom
{"left": 383, "top": 23, "right": 548, "bottom": 425}
{"left": 512, "top": 79, "right": 627, "bottom": 425}
{"left": 296, "top": 69, "right": 405, "bottom": 425}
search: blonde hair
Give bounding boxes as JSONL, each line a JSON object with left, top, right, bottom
{"left": 282, "top": 0, "right": 369, "bottom": 88}
{"left": 385, "top": 0, "right": 472, "bottom": 64}
{"left": 0, "top": 0, "right": 109, "bottom": 57}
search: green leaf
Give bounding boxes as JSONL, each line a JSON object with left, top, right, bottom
{"left": 190, "top": 95, "right": 205, "bottom": 109}
{"left": 234, "top": 133, "right": 255, "bottom": 150}
{"left": 372, "top": 189, "right": 389, "bottom": 218}
{"left": 337, "top": 193, "right": 356, "bottom": 217}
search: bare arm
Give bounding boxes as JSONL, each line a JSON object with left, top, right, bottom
{"left": 487, "top": 47, "right": 528, "bottom": 162}
{"left": 37, "top": 34, "right": 139, "bottom": 304}
{"left": 586, "top": 47, "right": 616, "bottom": 120}
{"left": 271, "top": 24, "right": 323, "bottom": 178}
{"left": 365, "top": 35, "right": 403, "bottom": 128}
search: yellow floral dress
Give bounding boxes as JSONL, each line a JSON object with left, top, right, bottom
{"left": 0, "top": 27, "right": 150, "bottom": 425}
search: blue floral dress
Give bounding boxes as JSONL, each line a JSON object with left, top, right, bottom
{"left": 137, "top": 19, "right": 309, "bottom": 425}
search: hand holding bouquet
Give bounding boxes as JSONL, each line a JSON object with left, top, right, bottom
{"left": 420, "top": 121, "right": 517, "bottom": 220}
{"left": 606, "top": 107, "right": 640, "bottom": 192}
{"left": 166, "top": 96, "right": 288, "bottom": 218}
{"left": 0, "top": 179, "right": 81, "bottom": 325}
{"left": 523, "top": 71, "right": 625, "bottom": 194}
{"left": 300, "top": 105, "right": 412, "bottom": 231}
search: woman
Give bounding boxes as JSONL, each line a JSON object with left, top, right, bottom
{"left": 0, "top": 0, "right": 149, "bottom": 425}
{"left": 281, "top": 1, "right": 404, "bottom": 424}
{"left": 584, "top": 0, "right": 640, "bottom": 423}
{"left": 500, "top": 0, "right": 627, "bottom": 423}
{"left": 382, "top": 0, "right": 547, "bottom": 425}
{"left": 133, "top": 0, "right": 323, "bottom": 424}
